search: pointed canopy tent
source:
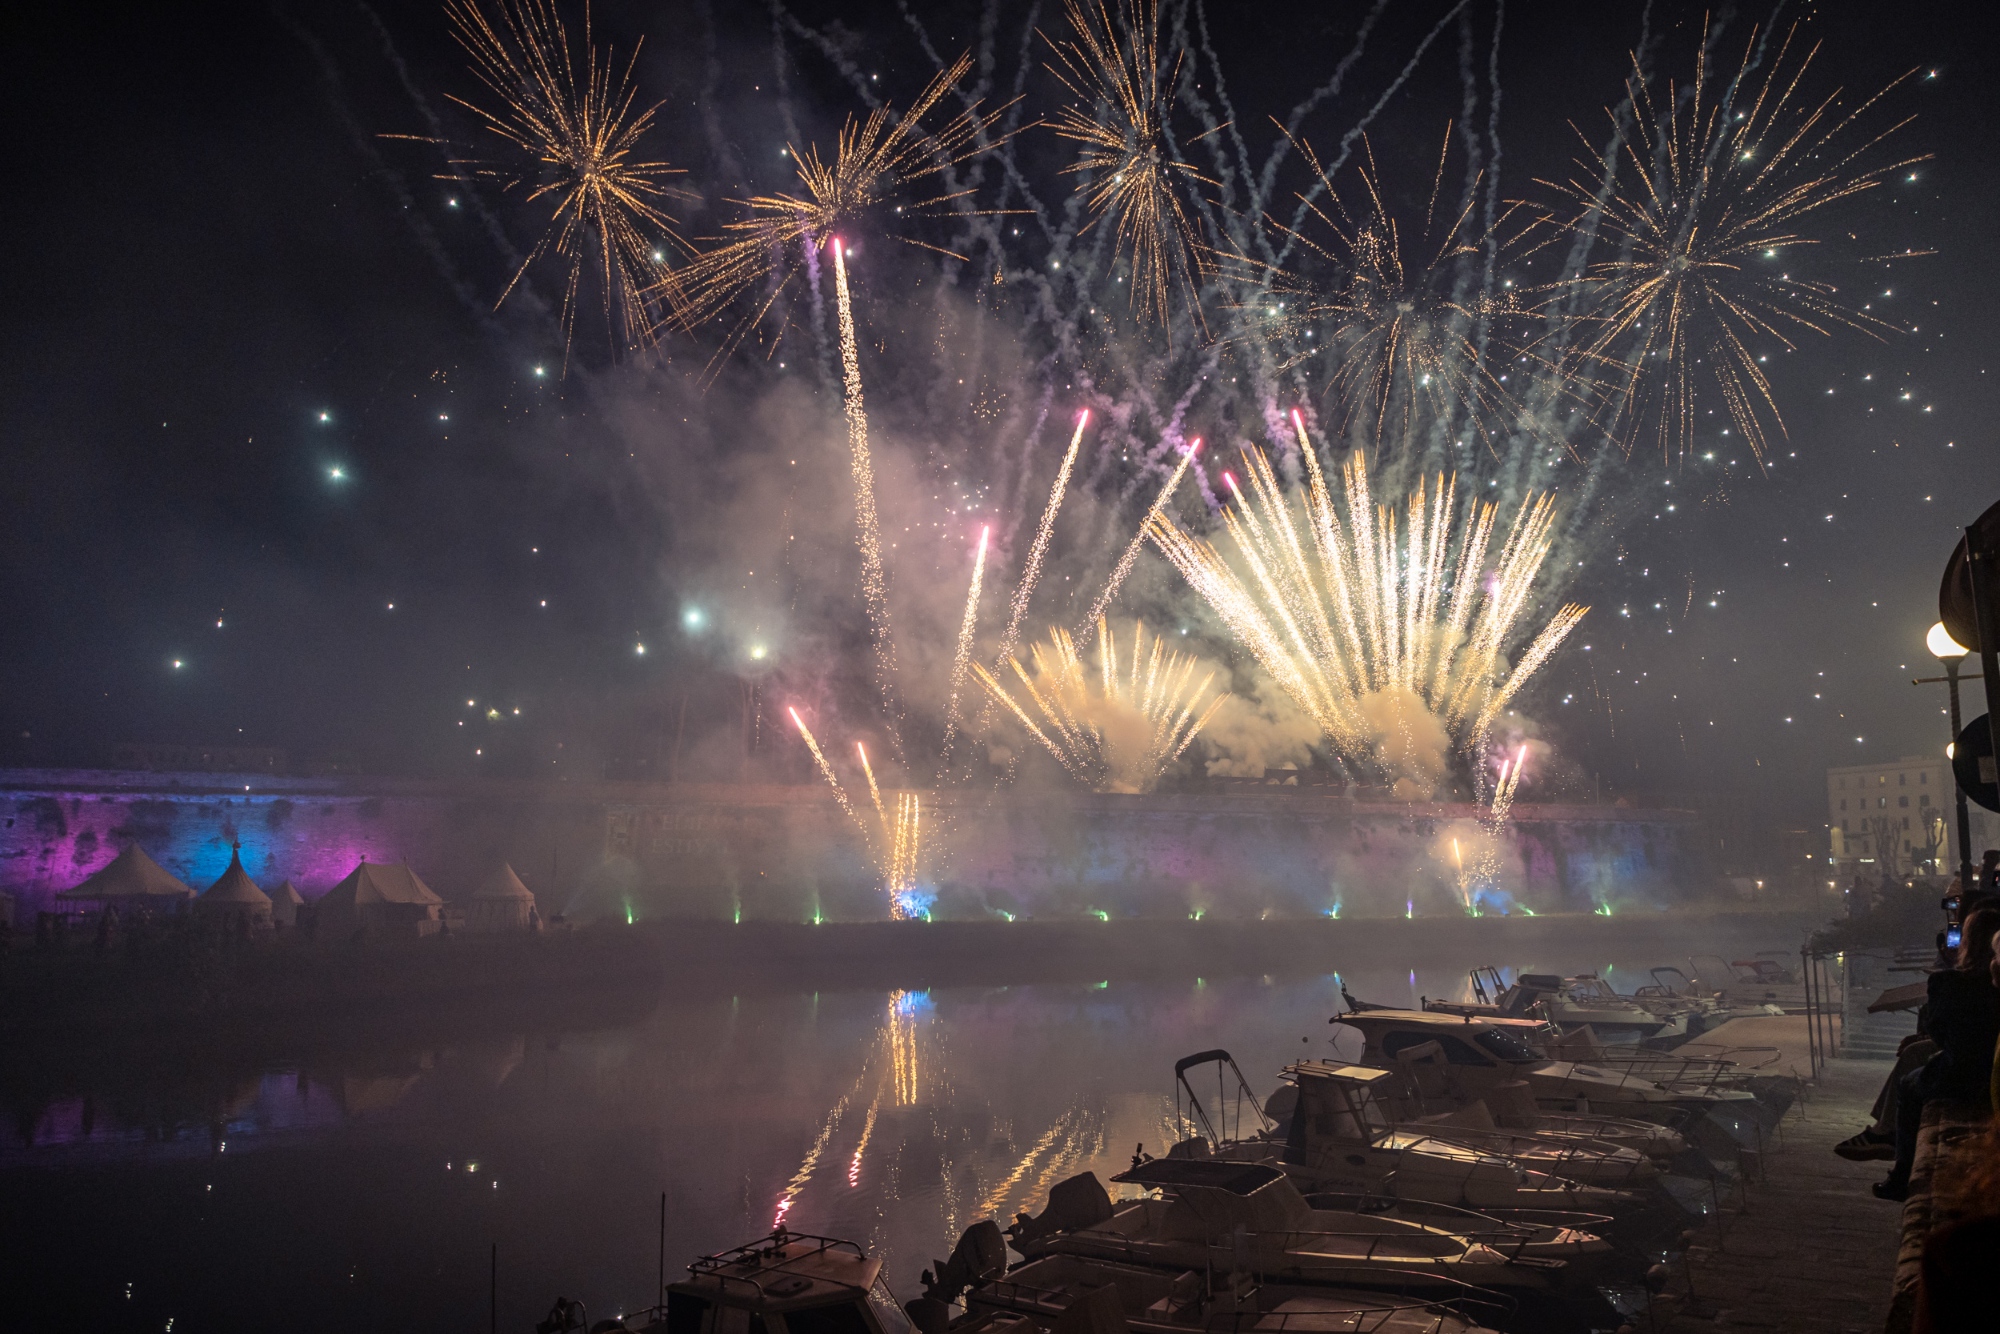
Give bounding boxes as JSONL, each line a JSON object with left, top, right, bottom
{"left": 313, "top": 861, "right": 443, "bottom": 936}
{"left": 466, "top": 861, "right": 537, "bottom": 932}
{"left": 267, "top": 879, "right": 305, "bottom": 927}
{"left": 57, "top": 843, "right": 193, "bottom": 904}
{"left": 196, "top": 845, "right": 272, "bottom": 922}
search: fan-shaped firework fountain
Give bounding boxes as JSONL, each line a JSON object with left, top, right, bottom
{"left": 973, "top": 619, "right": 1228, "bottom": 794}
{"left": 1148, "top": 412, "right": 1587, "bottom": 795}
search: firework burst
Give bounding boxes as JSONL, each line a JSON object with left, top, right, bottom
{"left": 1548, "top": 21, "right": 1926, "bottom": 464}
{"left": 974, "top": 618, "right": 1227, "bottom": 793}
{"left": 1223, "top": 130, "right": 1564, "bottom": 458}
{"left": 1044, "top": 0, "right": 1218, "bottom": 325}
{"left": 1147, "top": 411, "right": 1585, "bottom": 788}
{"left": 671, "top": 52, "right": 1008, "bottom": 368}
{"left": 409, "top": 0, "right": 690, "bottom": 364}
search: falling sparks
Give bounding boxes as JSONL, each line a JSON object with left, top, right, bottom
{"left": 790, "top": 713, "right": 924, "bottom": 917}
{"left": 832, "top": 240, "right": 901, "bottom": 744}
{"left": 791, "top": 709, "right": 862, "bottom": 828}
{"left": 406, "top": 0, "right": 690, "bottom": 365}
{"left": 974, "top": 618, "right": 1227, "bottom": 792}
{"left": 1080, "top": 438, "right": 1202, "bottom": 640}
{"left": 1489, "top": 743, "right": 1529, "bottom": 823}
{"left": 1147, "top": 411, "right": 1586, "bottom": 785}
{"left": 1546, "top": 21, "right": 1927, "bottom": 463}
{"left": 993, "top": 410, "right": 1090, "bottom": 672}
{"left": 938, "top": 526, "right": 992, "bottom": 773}
{"left": 1044, "top": 0, "right": 1215, "bottom": 324}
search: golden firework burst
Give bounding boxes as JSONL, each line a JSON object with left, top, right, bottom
{"left": 1043, "top": 0, "right": 1219, "bottom": 325}
{"left": 401, "top": 0, "right": 691, "bottom": 365}
{"left": 1546, "top": 21, "right": 1926, "bottom": 464}
{"left": 671, "top": 52, "right": 1009, "bottom": 370}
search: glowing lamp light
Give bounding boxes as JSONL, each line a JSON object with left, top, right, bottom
{"left": 683, "top": 608, "right": 705, "bottom": 630}
{"left": 749, "top": 645, "right": 767, "bottom": 661}
{"left": 1927, "top": 621, "right": 1969, "bottom": 661}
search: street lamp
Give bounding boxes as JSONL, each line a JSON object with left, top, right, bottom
{"left": 1922, "top": 621, "right": 1975, "bottom": 890}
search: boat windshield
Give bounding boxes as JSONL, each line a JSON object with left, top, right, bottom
{"left": 1472, "top": 1029, "right": 1542, "bottom": 1064}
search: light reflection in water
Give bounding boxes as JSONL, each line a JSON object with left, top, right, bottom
{"left": 0, "top": 937, "right": 1788, "bottom": 1332}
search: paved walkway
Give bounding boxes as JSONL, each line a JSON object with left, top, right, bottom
{"left": 1648, "top": 1019, "right": 1903, "bottom": 1333}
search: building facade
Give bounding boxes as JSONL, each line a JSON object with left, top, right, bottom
{"left": 1826, "top": 755, "right": 2000, "bottom": 879}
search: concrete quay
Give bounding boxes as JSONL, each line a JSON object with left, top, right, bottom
{"left": 1650, "top": 1019, "right": 1902, "bottom": 1333}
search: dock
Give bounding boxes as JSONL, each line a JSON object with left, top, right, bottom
{"left": 1649, "top": 1017, "right": 1903, "bottom": 1332}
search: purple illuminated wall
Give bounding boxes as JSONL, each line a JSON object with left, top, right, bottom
{"left": 4, "top": 769, "right": 1715, "bottom": 923}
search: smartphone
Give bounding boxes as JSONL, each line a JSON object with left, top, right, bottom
{"left": 1946, "top": 924, "right": 1963, "bottom": 950}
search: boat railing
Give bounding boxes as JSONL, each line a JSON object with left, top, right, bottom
{"left": 1396, "top": 1124, "right": 1647, "bottom": 1180}
{"left": 685, "top": 1231, "right": 871, "bottom": 1303}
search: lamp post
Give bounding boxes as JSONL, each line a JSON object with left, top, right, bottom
{"left": 1924, "top": 621, "right": 1976, "bottom": 891}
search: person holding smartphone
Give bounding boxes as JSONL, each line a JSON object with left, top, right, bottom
{"left": 1874, "top": 908, "right": 2000, "bottom": 1200}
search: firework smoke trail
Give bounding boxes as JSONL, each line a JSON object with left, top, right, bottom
{"left": 831, "top": 240, "right": 904, "bottom": 748}
{"left": 790, "top": 708, "right": 864, "bottom": 831}
{"left": 1080, "top": 438, "right": 1202, "bottom": 641}
{"left": 938, "top": 526, "right": 992, "bottom": 775}
{"left": 1219, "top": 128, "right": 1571, "bottom": 462}
{"left": 1146, "top": 412, "right": 1586, "bottom": 780}
{"left": 974, "top": 619, "right": 1228, "bottom": 793}
{"left": 1545, "top": 19, "right": 1927, "bottom": 465}
{"left": 402, "top": 0, "right": 690, "bottom": 366}
{"left": 994, "top": 410, "right": 1091, "bottom": 669}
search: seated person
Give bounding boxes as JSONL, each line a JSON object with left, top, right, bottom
{"left": 1875, "top": 907, "right": 2000, "bottom": 1201}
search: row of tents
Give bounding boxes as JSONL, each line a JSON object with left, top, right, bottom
{"left": 53, "top": 842, "right": 540, "bottom": 935}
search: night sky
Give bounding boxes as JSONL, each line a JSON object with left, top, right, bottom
{"left": 3, "top": 0, "right": 1993, "bottom": 834}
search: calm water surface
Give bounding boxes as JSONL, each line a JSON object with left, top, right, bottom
{"left": 0, "top": 947, "right": 1749, "bottom": 1330}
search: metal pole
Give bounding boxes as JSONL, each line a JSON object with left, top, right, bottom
{"left": 659, "top": 1190, "right": 668, "bottom": 1311}
{"left": 1947, "top": 660, "right": 1975, "bottom": 891}
{"left": 491, "top": 1242, "right": 497, "bottom": 1334}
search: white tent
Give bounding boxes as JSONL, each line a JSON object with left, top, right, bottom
{"left": 267, "top": 879, "right": 305, "bottom": 927}
{"left": 57, "top": 844, "right": 193, "bottom": 905}
{"left": 466, "top": 861, "right": 537, "bottom": 932}
{"left": 313, "top": 861, "right": 443, "bottom": 938}
{"left": 195, "top": 844, "right": 272, "bottom": 926}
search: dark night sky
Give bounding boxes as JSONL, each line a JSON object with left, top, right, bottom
{"left": 2, "top": 0, "right": 1994, "bottom": 831}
